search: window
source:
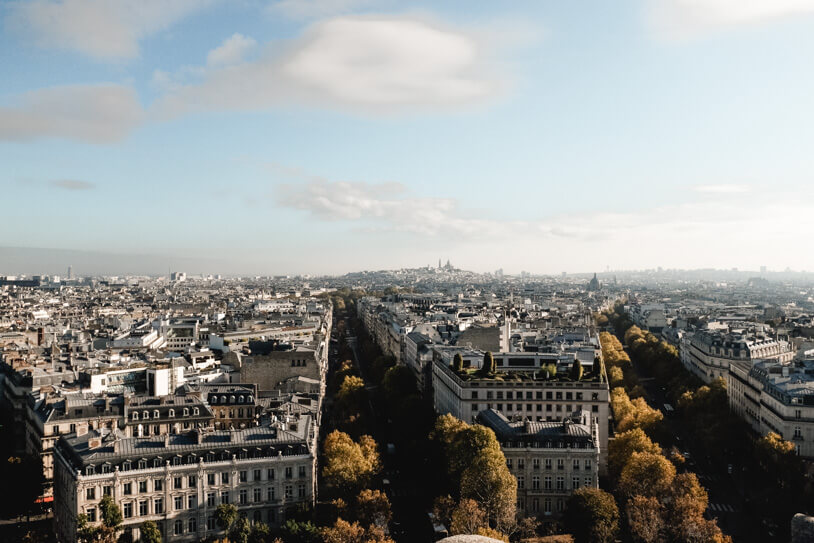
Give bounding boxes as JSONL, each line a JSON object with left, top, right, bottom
{"left": 533, "top": 459, "right": 540, "bottom": 470}
{"left": 183, "top": 408, "right": 189, "bottom": 416}
{"left": 221, "top": 472, "right": 229, "bottom": 484}
{"left": 556, "top": 476, "right": 564, "bottom": 490}
{"left": 254, "top": 510, "right": 262, "bottom": 523}
{"left": 122, "top": 461, "right": 131, "bottom": 471}
{"left": 86, "top": 466, "right": 95, "bottom": 476}
{"left": 544, "top": 459, "right": 552, "bottom": 470}
{"left": 506, "top": 459, "right": 513, "bottom": 469}
{"left": 285, "top": 467, "right": 293, "bottom": 479}
{"left": 138, "top": 460, "right": 147, "bottom": 470}
{"left": 103, "top": 486, "right": 112, "bottom": 497}
{"left": 285, "top": 485, "right": 293, "bottom": 499}
{"left": 154, "top": 479, "right": 163, "bottom": 492}
{"left": 208, "top": 473, "right": 215, "bottom": 486}
{"left": 132, "top": 412, "right": 139, "bottom": 421}
{"left": 584, "top": 476, "right": 592, "bottom": 487}
{"left": 254, "top": 469, "right": 261, "bottom": 481}
{"left": 572, "top": 477, "right": 580, "bottom": 490}
{"left": 169, "top": 409, "right": 175, "bottom": 418}
{"left": 268, "top": 487, "right": 276, "bottom": 501}
{"left": 139, "top": 500, "right": 148, "bottom": 517}
{"left": 208, "top": 492, "right": 216, "bottom": 507}
{"left": 254, "top": 488, "right": 262, "bottom": 502}
{"left": 239, "top": 489, "right": 248, "bottom": 504}
{"left": 188, "top": 494, "right": 197, "bottom": 509}
{"left": 471, "top": 391, "right": 479, "bottom": 399}
{"left": 794, "top": 427, "right": 803, "bottom": 438}
{"left": 193, "top": 408, "right": 199, "bottom": 416}
{"left": 86, "top": 487, "right": 95, "bottom": 500}
{"left": 174, "top": 520, "right": 183, "bottom": 535}
{"left": 573, "top": 459, "right": 580, "bottom": 470}
{"left": 532, "top": 476, "right": 540, "bottom": 490}
{"left": 207, "top": 517, "right": 216, "bottom": 530}
{"left": 123, "top": 483, "right": 132, "bottom": 495}
{"left": 87, "top": 507, "right": 96, "bottom": 522}
{"left": 123, "top": 502, "right": 133, "bottom": 519}
{"left": 298, "top": 484, "right": 306, "bottom": 498}
{"left": 544, "top": 498, "right": 551, "bottom": 513}
{"left": 517, "top": 459, "right": 525, "bottom": 470}
{"left": 544, "top": 476, "right": 552, "bottom": 490}
{"left": 268, "top": 468, "right": 275, "bottom": 480}
{"left": 189, "top": 475, "right": 197, "bottom": 487}
{"left": 174, "top": 477, "right": 183, "bottom": 489}
{"left": 188, "top": 517, "right": 197, "bottom": 533}
{"left": 517, "top": 476, "right": 525, "bottom": 490}
{"left": 298, "top": 466, "right": 306, "bottom": 478}
{"left": 154, "top": 410, "right": 160, "bottom": 419}
{"left": 240, "top": 470, "right": 248, "bottom": 483}
{"left": 139, "top": 481, "right": 147, "bottom": 493}
{"left": 557, "top": 459, "right": 564, "bottom": 470}
{"left": 221, "top": 491, "right": 229, "bottom": 504}
{"left": 154, "top": 498, "right": 164, "bottom": 514}
{"left": 175, "top": 496, "right": 183, "bottom": 510}
{"left": 143, "top": 411, "right": 149, "bottom": 420}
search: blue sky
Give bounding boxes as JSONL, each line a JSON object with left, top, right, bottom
{"left": 3, "top": 0, "right": 814, "bottom": 275}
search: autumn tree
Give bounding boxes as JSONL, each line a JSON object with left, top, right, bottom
{"left": 460, "top": 449, "right": 517, "bottom": 531}
{"left": 322, "top": 431, "right": 381, "bottom": 495}
{"left": 607, "top": 428, "right": 661, "bottom": 480}
{"left": 432, "top": 495, "right": 456, "bottom": 527}
{"left": 627, "top": 495, "right": 664, "bottom": 543}
{"left": 563, "top": 488, "right": 620, "bottom": 543}
{"left": 618, "top": 451, "right": 676, "bottom": 499}
{"left": 356, "top": 489, "right": 392, "bottom": 528}
{"left": 449, "top": 498, "right": 488, "bottom": 535}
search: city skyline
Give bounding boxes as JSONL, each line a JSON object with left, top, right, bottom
{"left": 4, "top": 1, "right": 814, "bottom": 274}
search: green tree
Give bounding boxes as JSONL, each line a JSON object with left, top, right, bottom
{"left": 249, "top": 522, "right": 272, "bottom": 543}
{"left": 140, "top": 521, "right": 162, "bottom": 543}
{"left": 229, "top": 517, "right": 252, "bottom": 543}
{"left": 215, "top": 503, "right": 238, "bottom": 531}
{"left": 480, "top": 351, "right": 495, "bottom": 376}
{"left": 99, "top": 495, "right": 122, "bottom": 531}
{"left": 452, "top": 353, "right": 464, "bottom": 373}
{"left": 569, "top": 359, "right": 584, "bottom": 381}
{"left": 563, "top": 488, "right": 620, "bottom": 543}
{"left": 281, "top": 519, "right": 321, "bottom": 543}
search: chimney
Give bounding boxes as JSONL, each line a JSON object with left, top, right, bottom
{"left": 88, "top": 437, "right": 101, "bottom": 449}
{"left": 76, "top": 423, "right": 89, "bottom": 436}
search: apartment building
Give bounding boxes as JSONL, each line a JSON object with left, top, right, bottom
{"left": 477, "top": 409, "right": 600, "bottom": 518}
{"left": 53, "top": 417, "right": 316, "bottom": 543}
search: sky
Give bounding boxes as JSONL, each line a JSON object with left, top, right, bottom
{"left": 3, "top": 0, "right": 814, "bottom": 276}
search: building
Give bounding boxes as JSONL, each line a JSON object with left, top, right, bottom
{"left": 53, "top": 417, "right": 316, "bottom": 543}
{"left": 432, "top": 348, "right": 610, "bottom": 470}
{"left": 477, "top": 409, "right": 600, "bottom": 518}
{"left": 728, "top": 356, "right": 814, "bottom": 457}
{"left": 629, "top": 303, "right": 667, "bottom": 332}
{"left": 681, "top": 326, "right": 793, "bottom": 384}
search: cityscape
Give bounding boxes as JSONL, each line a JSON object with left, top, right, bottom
{"left": 3, "top": 1, "right": 814, "bottom": 543}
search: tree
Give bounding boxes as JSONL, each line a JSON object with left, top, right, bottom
{"left": 626, "top": 496, "right": 664, "bottom": 543}
{"left": 140, "top": 521, "right": 162, "bottom": 543}
{"left": 356, "top": 489, "right": 392, "bottom": 528}
{"left": 215, "top": 503, "right": 238, "bottom": 531}
{"left": 563, "top": 488, "right": 620, "bottom": 543}
{"left": 480, "top": 351, "right": 496, "bottom": 376}
{"left": 229, "top": 517, "right": 252, "bottom": 543}
{"left": 432, "top": 495, "right": 456, "bottom": 527}
{"left": 618, "top": 451, "right": 676, "bottom": 499}
{"left": 569, "top": 359, "right": 583, "bottom": 381}
{"left": 516, "top": 516, "right": 540, "bottom": 540}
{"left": 475, "top": 526, "right": 509, "bottom": 542}
{"left": 382, "top": 365, "right": 416, "bottom": 400}
{"left": 321, "top": 518, "right": 395, "bottom": 543}
{"left": 452, "top": 353, "right": 464, "bottom": 372}
{"left": 607, "top": 428, "right": 661, "bottom": 480}
{"left": 281, "top": 519, "right": 321, "bottom": 543}
{"left": 449, "top": 498, "right": 487, "bottom": 535}
{"left": 460, "top": 448, "right": 517, "bottom": 532}
{"left": 99, "top": 495, "right": 122, "bottom": 531}
{"left": 249, "top": 522, "right": 272, "bottom": 543}
{"left": 322, "top": 431, "right": 380, "bottom": 494}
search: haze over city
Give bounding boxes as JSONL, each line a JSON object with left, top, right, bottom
{"left": 4, "top": 0, "right": 814, "bottom": 274}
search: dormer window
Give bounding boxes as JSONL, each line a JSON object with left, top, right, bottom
{"left": 153, "top": 458, "right": 162, "bottom": 468}
{"left": 168, "top": 409, "right": 175, "bottom": 418}
{"left": 211, "top": 396, "right": 217, "bottom": 404}
{"left": 246, "top": 395, "right": 253, "bottom": 403}
{"left": 221, "top": 396, "right": 227, "bottom": 404}
{"left": 101, "top": 464, "right": 111, "bottom": 474}
{"left": 86, "top": 465, "right": 95, "bottom": 476}
{"left": 122, "top": 461, "right": 131, "bottom": 471}
{"left": 183, "top": 408, "right": 189, "bottom": 417}
{"left": 142, "top": 411, "right": 149, "bottom": 420}
{"left": 153, "top": 410, "right": 160, "bottom": 419}
{"left": 238, "top": 396, "right": 244, "bottom": 403}
{"left": 138, "top": 460, "right": 147, "bottom": 470}
{"left": 132, "top": 412, "right": 139, "bottom": 421}
{"left": 193, "top": 408, "right": 199, "bottom": 416}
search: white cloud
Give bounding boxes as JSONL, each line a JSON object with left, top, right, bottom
{"left": 5, "top": 0, "right": 211, "bottom": 60}
{"left": 270, "top": 0, "right": 379, "bottom": 20}
{"left": 692, "top": 184, "right": 751, "bottom": 193}
{"left": 153, "top": 16, "right": 500, "bottom": 116}
{"left": 207, "top": 33, "right": 257, "bottom": 66}
{"left": 0, "top": 84, "right": 144, "bottom": 143}
{"left": 275, "top": 177, "right": 814, "bottom": 272}
{"left": 647, "top": 0, "right": 814, "bottom": 38}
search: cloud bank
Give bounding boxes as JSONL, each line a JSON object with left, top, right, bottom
{"left": 5, "top": 0, "right": 212, "bottom": 60}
